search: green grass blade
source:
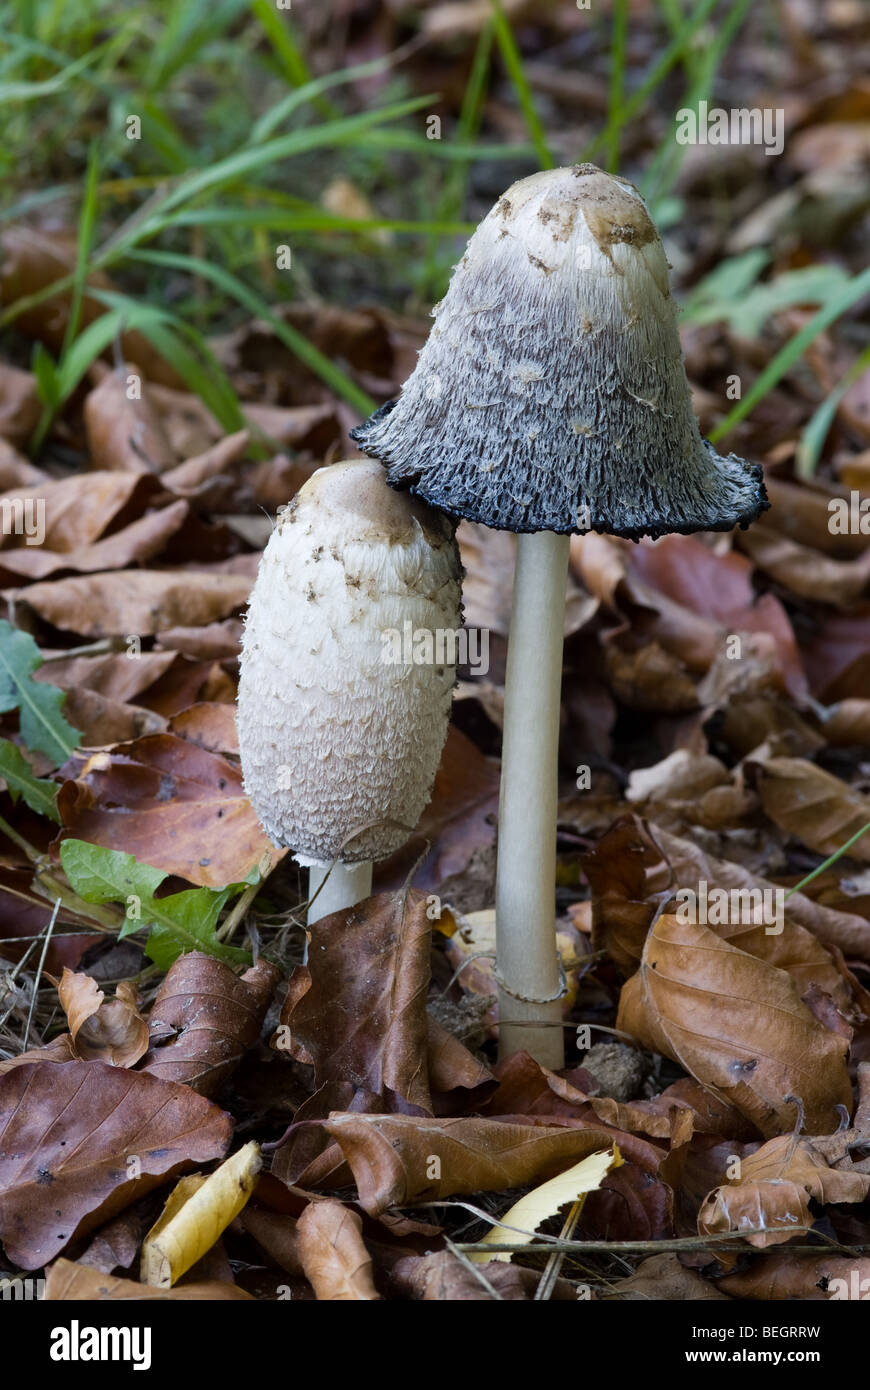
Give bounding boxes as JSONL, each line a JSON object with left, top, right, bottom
{"left": 786, "top": 822, "right": 870, "bottom": 899}
{"left": 577, "top": 0, "right": 720, "bottom": 165}
{"left": 796, "top": 342, "right": 870, "bottom": 478}
{"left": 709, "top": 265, "right": 870, "bottom": 443}
{"left": 604, "top": 0, "right": 630, "bottom": 173}
{"left": 491, "top": 0, "right": 553, "bottom": 169}
{"left": 251, "top": 0, "right": 316, "bottom": 91}
{"left": 0, "top": 45, "right": 100, "bottom": 101}
{"left": 104, "top": 96, "right": 436, "bottom": 253}
{"left": 129, "top": 248, "right": 375, "bottom": 416}
{"left": 251, "top": 46, "right": 419, "bottom": 143}
{"left": 61, "top": 141, "right": 101, "bottom": 360}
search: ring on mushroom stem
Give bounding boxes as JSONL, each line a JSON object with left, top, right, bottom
{"left": 237, "top": 459, "right": 463, "bottom": 939}
{"left": 352, "top": 164, "right": 769, "bottom": 1069}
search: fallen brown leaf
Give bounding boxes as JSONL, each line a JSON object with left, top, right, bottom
{"left": 716, "top": 1251, "right": 870, "bottom": 1300}
{"left": 58, "top": 968, "right": 149, "bottom": 1067}
{"left": 0, "top": 227, "right": 180, "bottom": 385}
{"left": 142, "top": 953, "right": 279, "bottom": 1095}
{"left": 0, "top": 363, "right": 40, "bottom": 447}
{"left": 17, "top": 569, "right": 252, "bottom": 638}
{"left": 602, "top": 1251, "right": 732, "bottom": 1300}
{"left": 698, "top": 1133, "right": 870, "bottom": 1246}
{"left": 321, "top": 1112, "right": 618, "bottom": 1216}
{"left": 747, "top": 756, "right": 870, "bottom": 863}
{"left": 45, "top": 1258, "right": 252, "bottom": 1300}
{"left": 0, "top": 1059, "right": 232, "bottom": 1268}
{"left": 391, "top": 1250, "right": 574, "bottom": 1300}
{"left": 83, "top": 364, "right": 176, "bottom": 474}
{"left": 737, "top": 524, "right": 870, "bottom": 608}
{"left": 57, "top": 733, "right": 277, "bottom": 888}
{"left": 296, "top": 1199, "right": 381, "bottom": 1301}
{"left": 277, "top": 891, "right": 432, "bottom": 1115}
{"left": 617, "top": 913, "right": 853, "bottom": 1136}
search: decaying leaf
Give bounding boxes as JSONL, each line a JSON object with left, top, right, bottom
{"left": 295, "top": 1199, "right": 381, "bottom": 1301}
{"left": 277, "top": 890, "right": 432, "bottom": 1114}
{"left": 471, "top": 1146, "right": 621, "bottom": 1262}
{"left": 45, "top": 1257, "right": 253, "bottom": 1300}
{"left": 57, "top": 734, "right": 278, "bottom": 888}
{"left": 321, "top": 1112, "right": 616, "bottom": 1216}
{"left": 0, "top": 1059, "right": 232, "bottom": 1269}
{"left": 698, "top": 1133, "right": 870, "bottom": 1246}
{"left": 142, "top": 952, "right": 279, "bottom": 1095}
{"left": 58, "top": 968, "right": 149, "bottom": 1067}
{"left": 602, "top": 1252, "right": 732, "bottom": 1301}
{"left": 83, "top": 364, "right": 176, "bottom": 475}
{"left": 717, "top": 1251, "right": 870, "bottom": 1301}
{"left": 140, "top": 1141, "right": 261, "bottom": 1287}
{"left": 747, "top": 756, "right": 870, "bottom": 862}
{"left": 17, "top": 570, "right": 252, "bottom": 639}
{"left": 390, "top": 1250, "right": 575, "bottom": 1301}
{"left": 617, "top": 913, "right": 852, "bottom": 1136}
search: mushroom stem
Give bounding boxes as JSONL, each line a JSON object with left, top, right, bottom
{"left": 307, "top": 861, "right": 373, "bottom": 926}
{"left": 496, "top": 530, "right": 569, "bottom": 1068}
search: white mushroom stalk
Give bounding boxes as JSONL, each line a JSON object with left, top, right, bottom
{"left": 352, "top": 164, "right": 768, "bottom": 1067}
{"left": 495, "top": 531, "right": 570, "bottom": 1066}
{"left": 237, "top": 459, "right": 463, "bottom": 927}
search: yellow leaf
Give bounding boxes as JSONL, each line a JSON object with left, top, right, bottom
{"left": 471, "top": 1146, "right": 621, "bottom": 1262}
{"left": 140, "top": 1141, "right": 261, "bottom": 1287}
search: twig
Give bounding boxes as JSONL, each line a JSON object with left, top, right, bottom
{"left": 534, "top": 1196, "right": 585, "bottom": 1300}
{"left": 21, "top": 896, "right": 61, "bottom": 1051}
{"left": 216, "top": 851, "right": 275, "bottom": 942}
{"left": 443, "top": 1236, "right": 505, "bottom": 1300}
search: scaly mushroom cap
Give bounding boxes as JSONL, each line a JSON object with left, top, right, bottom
{"left": 351, "top": 164, "right": 768, "bottom": 539}
{"left": 237, "top": 460, "right": 462, "bottom": 865}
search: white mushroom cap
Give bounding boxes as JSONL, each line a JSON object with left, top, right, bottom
{"left": 237, "top": 459, "right": 462, "bottom": 865}
{"left": 352, "top": 164, "right": 768, "bottom": 539}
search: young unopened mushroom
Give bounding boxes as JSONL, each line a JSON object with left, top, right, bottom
{"left": 237, "top": 459, "right": 462, "bottom": 925}
{"left": 352, "top": 164, "right": 768, "bottom": 1067}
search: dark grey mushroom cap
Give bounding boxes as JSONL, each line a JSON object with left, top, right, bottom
{"left": 351, "top": 164, "right": 768, "bottom": 540}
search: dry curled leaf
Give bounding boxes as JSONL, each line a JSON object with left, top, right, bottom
{"left": 140, "top": 1141, "right": 261, "bottom": 1287}
{"left": 617, "top": 913, "right": 852, "bottom": 1137}
{"left": 698, "top": 1134, "right": 870, "bottom": 1246}
{"left": 58, "top": 968, "right": 149, "bottom": 1067}
{"left": 295, "top": 1199, "right": 381, "bottom": 1301}
{"left": 321, "top": 1112, "right": 616, "bottom": 1216}
{"left": 747, "top": 756, "right": 870, "bottom": 862}
{"left": 142, "top": 953, "right": 279, "bottom": 1094}
{"left": 471, "top": 1146, "right": 620, "bottom": 1262}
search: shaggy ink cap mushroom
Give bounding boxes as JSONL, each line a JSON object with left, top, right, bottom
{"left": 352, "top": 164, "right": 769, "bottom": 540}
{"left": 237, "top": 459, "right": 463, "bottom": 869}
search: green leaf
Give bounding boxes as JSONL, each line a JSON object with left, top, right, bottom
{"left": 60, "top": 839, "right": 251, "bottom": 968}
{"left": 0, "top": 740, "right": 59, "bottom": 821}
{"left": 142, "top": 888, "right": 246, "bottom": 970}
{"left": 0, "top": 622, "right": 79, "bottom": 765}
